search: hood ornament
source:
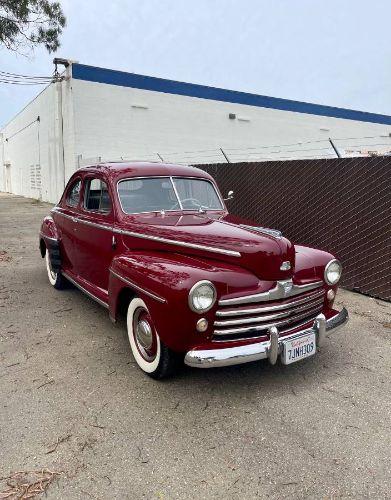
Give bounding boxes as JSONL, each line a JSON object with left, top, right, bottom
{"left": 280, "top": 280, "right": 293, "bottom": 296}
{"left": 280, "top": 261, "right": 291, "bottom": 271}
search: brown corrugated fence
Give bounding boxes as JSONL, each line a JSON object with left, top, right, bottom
{"left": 197, "top": 156, "right": 391, "bottom": 301}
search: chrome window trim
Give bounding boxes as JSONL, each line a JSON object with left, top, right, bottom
{"left": 61, "top": 271, "right": 109, "bottom": 309}
{"left": 216, "top": 289, "right": 325, "bottom": 317}
{"left": 170, "top": 177, "right": 184, "bottom": 210}
{"left": 218, "top": 280, "right": 323, "bottom": 306}
{"left": 116, "top": 175, "right": 225, "bottom": 216}
{"left": 113, "top": 228, "right": 241, "bottom": 257}
{"left": 109, "top": 269, "right": 166, "bottom": 303}
{"left": 83, "top": 176, "right": 113, "bottom": 215}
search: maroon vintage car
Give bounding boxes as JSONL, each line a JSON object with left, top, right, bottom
{"left": 39, "top": 162, "right": 348, "bottom": 378}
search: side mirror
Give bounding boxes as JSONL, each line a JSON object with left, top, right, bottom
{"left": 223, "top": 190, "right": 234, "bottom": 201}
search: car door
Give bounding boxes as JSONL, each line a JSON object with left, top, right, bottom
{"left": 73, "top": 175, "right": 115, "bottom": 292}
{"left": 52, "top": 177, "right": 82, "bottom": 273}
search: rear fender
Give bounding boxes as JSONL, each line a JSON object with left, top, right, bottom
{"left": 39, "top": 216, "right": 61, "bottom": 272}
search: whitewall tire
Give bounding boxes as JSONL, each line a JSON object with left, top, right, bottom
{"left": 126, "top": 297, "right": 181, "bottom": 379}
{"left": 45, "top": 251, "right": 64, "bottom": 289}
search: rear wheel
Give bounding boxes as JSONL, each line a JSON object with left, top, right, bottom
{"left": 126, "top": 297, "right": 181, "bottom": 379}
{"left": 45, "top": 251, "right": 65, "bottom": 290}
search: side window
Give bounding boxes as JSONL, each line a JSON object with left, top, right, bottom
{"left": 67, "top": 179, "right": 81, "bottom": 207}
{"left": 84, "top": 178, "right": 112, "bottom": 213}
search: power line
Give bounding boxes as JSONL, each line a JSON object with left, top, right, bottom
{"left": 0, "top": 69, "right": 54, "bottom": 85}
{"left": 0, "top": 70, "right": 52, "bottom": 79}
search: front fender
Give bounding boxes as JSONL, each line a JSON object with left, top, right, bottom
{"left": 108, "top": 251, "right": 260, "bottom": 352}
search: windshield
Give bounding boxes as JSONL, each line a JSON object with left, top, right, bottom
{"left": 118, "top": 177, "right": 224, "bottom": 214}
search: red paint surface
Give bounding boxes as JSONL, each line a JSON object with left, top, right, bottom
{"left": 40, "top": 162, "right": 340, "bottom": 353}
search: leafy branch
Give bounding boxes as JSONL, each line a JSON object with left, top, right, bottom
{"left": 0, "top": 0, "right": 66, "bottom": 54}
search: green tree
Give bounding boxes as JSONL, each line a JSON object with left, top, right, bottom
{"left": 0, "top": 0, "right": 66, "bottom": 53}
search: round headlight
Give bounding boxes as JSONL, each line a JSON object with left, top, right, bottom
{"left": 324, "top": 259, "right": 342, "bottom": 285}
{"left": 189, "top": 281, "right": 216, "bottom": 313}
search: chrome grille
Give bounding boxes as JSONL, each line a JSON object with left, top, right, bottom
{"left": 213, "top": 288, "right": 325, "bottom": 340}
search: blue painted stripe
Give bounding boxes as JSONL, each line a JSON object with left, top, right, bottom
{"left": 72, "top": 63, "right": 391, "bottom": 125}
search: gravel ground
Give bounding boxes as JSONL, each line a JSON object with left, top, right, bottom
{"left": 0, "top": 192, "right": 390, "bottom": 499}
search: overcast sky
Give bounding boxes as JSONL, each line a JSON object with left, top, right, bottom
{"left": 1, "top": 0, "right": 391, "bottom": 127}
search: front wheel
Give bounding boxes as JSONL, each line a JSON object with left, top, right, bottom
{"left": 126, "top": 297, "right": 181, "bottom": 379}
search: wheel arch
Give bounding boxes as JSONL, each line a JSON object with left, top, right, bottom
{"left": 114, "top": 286, "right": 138, "bottom": 322}
{"left": 39, "top": 238, "right": 46, "bottom": 257}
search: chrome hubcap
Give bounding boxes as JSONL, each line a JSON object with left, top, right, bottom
{"left": 133, "top": 307, "right": 157, "bottom": 362}
{"left": 136, "top": 319, "right": 153, "bottom": 350}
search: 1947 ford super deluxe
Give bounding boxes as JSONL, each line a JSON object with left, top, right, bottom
{"left": 39, "top": 162, "right": 349, "bottom": 378}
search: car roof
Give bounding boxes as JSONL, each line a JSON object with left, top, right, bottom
{"left": 78, "top": 162, "right": 214, "bottom": 182}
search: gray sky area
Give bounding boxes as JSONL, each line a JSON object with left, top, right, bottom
{"left": 1, "top": 0, "right": 391, "bottom": 127}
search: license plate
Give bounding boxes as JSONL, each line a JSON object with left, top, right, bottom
{"left": 282, "top": 332, "right": 316, "bottom": 365}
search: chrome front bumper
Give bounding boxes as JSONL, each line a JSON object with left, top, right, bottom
{"left": 184, "top": 308, "right": 349, "bottom": 369}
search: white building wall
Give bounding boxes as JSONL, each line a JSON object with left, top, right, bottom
{"left": 0, "top": 73, "right": 74, "bottom": 203}
{"left": 72, "top": 79, "right": 391, "bottom": 165}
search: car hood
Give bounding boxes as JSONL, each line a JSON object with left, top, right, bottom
{"left": 118, "top": 212, "right": 295, "bottom": 281}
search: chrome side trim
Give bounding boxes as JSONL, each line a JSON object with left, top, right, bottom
{"left": 52, "top": 208, "right": 113, "bottom": 232}
{"left": 76, "top": 218, "right": 112, "bottom": 231}
{"left": 213, "top": 304, "right": 323, "bottom": 336}
{"left": 213, "top": 297, "right": 324, "bottom": 327}
{"left": 51, "top": 207, "right": 239, "bottom": 257}
{"left": 184, "top": 308, "right": 349, "bottom": 368}
{"left": 39, "top": 232, "right": 58, "bottom": 243}
{"left": 62, "top": 271, "right": 109, "bottom": 309}
{"left": 218, "top": 280, "right": 323, "bottom": 306}
{"left": 239, "top": 224, "right": 282, "bottom": 239}
{"left": 216, "top": 289, "right": 325, "bottom": 317}
{"left": 51, "top": 207, "right": 75, "bottom": 222}
{"left": 109, "top": 269, "right": 166, "bottom": 303}
{"left": 114, "top": 228, "right": 241, "bottom": 257}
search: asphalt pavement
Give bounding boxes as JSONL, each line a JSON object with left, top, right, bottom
{"left": 0, "top": 193, "right": 390, "bottom": 499}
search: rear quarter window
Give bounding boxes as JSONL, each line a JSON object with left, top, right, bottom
{"left": 66, "top": 179, "right": 81, "bottom": 207}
